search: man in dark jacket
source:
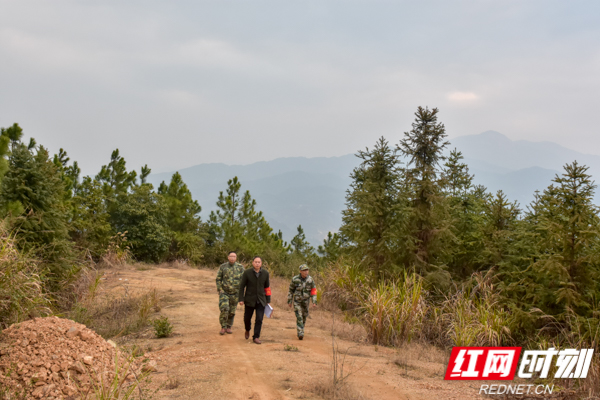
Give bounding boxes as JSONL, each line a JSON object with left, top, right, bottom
{"left": 238, "top": 256, "right": 271, "bottom": 344}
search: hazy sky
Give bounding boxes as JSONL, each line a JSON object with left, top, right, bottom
{"left": 1, "top": 1, "right": 599, "bottom": 176}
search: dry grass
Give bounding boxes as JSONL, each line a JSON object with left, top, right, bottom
{"left": 393, "top": 342, "right": 448, "bottom": 380}
{"left": 74, "top": 349, "right": 157, "bottom": 400}
{"left": 312, "top": 380, "right": 367, "bottom": 400}
{"left": 395, "top": 342, "right": 448, "bottom": 365}
{"left": 311, "top": 310, "right": 368, "bottom": 343}
{"left": 97, "top": 232, "right": 131, "bottom": 270}
{"left": 321, "top": 263, "right": 427, "bottom": 346}
{"left": 69, "top": 268, "right": 161, "bottom": 339}
{"left": 144, "top": 259, "right": 193, "bottom": 271}
{"left": 311, "top": 312, "right": 369, "bottom": 400}
{"left": 269, "top": 276, "right": 292, "bottom": 310}
{"left": 0, "top": 226, "right": 51, "bottom": 330}
{"left": 321, "top": 262, "right": 515, "bottom": 349}
{"left": 163, "top": 376, "right": 180, "bottom": 390}
{"left": 538, "top": 310, "right": 600, "bottom": 398}
{"left": 429, "top": 270, "right": 513, "bottom": 348}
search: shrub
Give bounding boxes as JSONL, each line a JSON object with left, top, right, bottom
{"left": 152, "top": 316, "right": 173, "bottom": 338}
{"left": 0, "top": 225, "right": 51, "bottom": 330}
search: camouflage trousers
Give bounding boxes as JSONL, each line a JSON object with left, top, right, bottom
{"left": 293, "top": 300, "right": 310, "bottom": 337}
{"left": 219, "top": 293, "right": 239, "bottom": 328}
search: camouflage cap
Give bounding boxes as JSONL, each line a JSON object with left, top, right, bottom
{"left": 299, "top": 264, "right": 309, "bottom": 271}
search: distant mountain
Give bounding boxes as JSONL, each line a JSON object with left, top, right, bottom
{"left": 148, "top": 155, "right": 358, "bottom": 246}
{"left": 453, "top": 131, "right": 600, "bottom": 174}
{"left": 147, "top": 132, "right": 600, "bottom": 246}
{"left": 452, "top": 130, "right": 600, "bottom": 208}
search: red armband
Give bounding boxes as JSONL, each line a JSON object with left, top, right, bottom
{"left": 264, "top": 287, "right": 272, "bottom": 296}
{"left": 310, "top": 288, "right": 317, "bottom": 296}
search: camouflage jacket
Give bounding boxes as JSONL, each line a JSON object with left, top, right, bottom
{"left": 288, "top": 275, "right": 317, "bottom": 305}
{"left": 216, "top": 262, "right": 244, "bottom": 294}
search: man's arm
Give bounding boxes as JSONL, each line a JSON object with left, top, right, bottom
{"left": 310, "top": 279, "right": 318, "bottom": 306}
{"left": 216, "top": 265, "right": 223, "bottom": 293}
{"left": 238, "top": 271, "right": 247, "bottom": 305}
{"left": 287, "top": 278, "right": 295, "bottom": 305}
{"left": 264, "top": 271, "right": 271, "bottom": 304}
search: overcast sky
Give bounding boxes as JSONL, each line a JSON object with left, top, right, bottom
{"left": 1, "top": 1, "right": 599, "bottom": 176}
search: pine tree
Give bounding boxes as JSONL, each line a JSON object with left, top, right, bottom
{"left": 0, "top": 142, "right": 73, "bottom": 277}
{"left": 208, "top": 177, "right": 243, "bottom": 248}
{"left": 317, "top": 231, "right": 343, "bottom": 264}
{"left": 399, "top": 107, "right": 453, "bottom": 284}
{"left": 442, "top": 149, "right": 473, "bottom": 197}
{"left": 532, "top": 162, "right": 600, "bottom": 317}
{"left": 158, "top": 172, "right": 202, "bottom": 233}
{"left": 95, "top": 149, "right": 137, "bottom": 198}
{"left": 207, "top": 177, "right": 288, "bottom": 265}
{"left": 53, "top": 148, "right": 81, "bottom": 201}
{"left": 111, "top": 184, "right": 170, "bottom": 262}
{"left": 290, "top": 225, "right": 315, "bottom": 258}
{"left": 158, "top": 172, "right": 205, "bottom": 263}
{"left": 478, "top": 191, "right": 521, "bottom": 269}
{"left": 442, "top": 151, "right": 487, "bottom": 278}
{"left": 70, "top": 176, "right": 113, "bottom": 257}
{"left": 140, "top": 164, "right": 151, "bottom": 185}
{"left": 340, "top": 137, "right": 406, "bottom": 281}
{"left": 2, "top": 123, "right": 23, "bottom": 152}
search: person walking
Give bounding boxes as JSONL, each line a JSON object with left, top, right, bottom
{"left": 288, "top": 264, "right": 317, "bottom": 340}
{"left": 216, "top": 251, "right": 245, "bottom": 335}
{"left": 238, "top": 256, "right": 271, "bottom": 344}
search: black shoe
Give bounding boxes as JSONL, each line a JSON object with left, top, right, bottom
{"left": 298, "top": 335, "right": 303, "bottom": 340}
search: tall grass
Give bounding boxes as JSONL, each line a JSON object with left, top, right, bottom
{"left": 0, "top": 225, "right": 51, "bottom": 330}
{"left": 361, "top": 274, "right": 427, "bottom": 346}
{"left": 433, "top": 271, "right": 513, "bottom": 347}
{"left": 531, "top": 308, "right": 600, "bottom": 397}
{"left": 321, "top": 260, "right": 368, "bottom": 312}
{"left": 323, "top": 263, "right": 513, "bottom": 348}
{"left": 323, "top": 262, "right": 427, "bottom": 346}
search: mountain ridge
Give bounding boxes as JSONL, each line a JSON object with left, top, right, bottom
{"left": 148, "top": 132, "right": 600, "bottom": 246}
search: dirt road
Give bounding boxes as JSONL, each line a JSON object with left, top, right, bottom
{"left": 108, "top": 266, "right": 484, "bottom": 400}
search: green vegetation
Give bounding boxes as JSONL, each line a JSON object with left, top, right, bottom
{"left": 1, "top": 105, "right": 599, "bottom": 397}
{"left": 320, "top": 107, "right": 600, "bottom": 396}
{"left": 152, "top": 316, "right": 174, "bottom": 338}
{"left": 283, "top": 344, "right": 299, "bottom": 352}
{"left": 0, "top": 121, "right": 321, "bottom": 333}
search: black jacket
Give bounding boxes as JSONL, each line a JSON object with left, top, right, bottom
{"left": 238, "top": 268, "right": 271, "bottom": 307}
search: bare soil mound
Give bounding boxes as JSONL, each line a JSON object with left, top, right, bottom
{"left": 0, "top": 316, "right": 147, "bottom": 399}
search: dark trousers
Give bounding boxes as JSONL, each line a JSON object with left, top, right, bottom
{"left": 244, "top": 303, "right": 265, "bottom": 339}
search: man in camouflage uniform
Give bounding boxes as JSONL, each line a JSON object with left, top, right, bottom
{"left": 288, "top": 264, "right": 317, "bottom": 340}
{"left": 216, "top": 251, "right": 244, "bottom": 335}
